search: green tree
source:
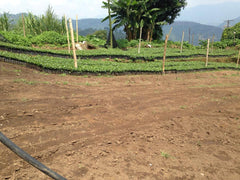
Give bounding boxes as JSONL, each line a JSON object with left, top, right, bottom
{"left": 40, "top": 5, "right": 62, "bottom": 32}
{"left": 102, "top": 0, "right": 137, "bottom": 41}
{"left": 221, "top": 22, "right": 240, "bottom": 41}
{"left": 102, "top": 0, "right": 187, "bottom": 41}
{"left": 0, "top": 12, "right": 12, "bottom": 31}
{"left": 25, "top": 13, "right": 41, "bottom": 35}
{"left": 91, "top": 30, "right": 107, "bottom": 40}
{"left": 15, "top": 5, "right": 65, "bottom": 36}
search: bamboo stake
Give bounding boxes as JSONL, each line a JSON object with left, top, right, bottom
{"left": 162, "top": 35, "right": 169, "bottom": 74}
{"left": 205, "top": 39, "right": 210, "bottom": 67}
{"left": 138, "top": 26, "right": 143, "bottom": 54}
{"left": 192, "top": 34, "right": 194, "bottom": 45}
{"left": 69, "top": 18, "right": 78, "bottom": 68}
{"left": 168, "top": 27, "right": 173, "bottom": 37}
{"left": 237, "top": 49, "right": 240, "bottom": 68}
{"left": 189, "top": 28, "right": 191, "bottom": 43}
{"left": 76, "top": 15, "right": 78, "bottom": 43}
{"left": 180, "top": 31, "right": 184, "bottom": 53}
{"left": 108, "top": 0, "right": 113, "bottom": 48}
{"left": 64, "top": 15, "right": 70, "bottom": 54}
{"left": 22, "top": 14, "right": 26, "bottom": 37}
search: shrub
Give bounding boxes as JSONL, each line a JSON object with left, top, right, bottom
{"left": 0, "top": 31, "right": 32, "bottom": 46}
{"left": 31, "top": 31, "right": 67, "bottom": 46}
{"left": 116, "top": 39, "right": 129, "bottom": 48}
{"left": 128, "top": 40, "right": 138, "bottom": 47}
{"left": 214, "top": 41, "right": 227, "bottom": 49}
{"left": 90, "top": 30, "right": 107, "bottom": 40}
{"left": 86, "top": 35, "right": 106, "bottom": 46}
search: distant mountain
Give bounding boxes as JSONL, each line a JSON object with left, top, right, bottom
{"left": 1, "top": 13, "right": 225, "bottom": 44}
{"left": 71, "top": 19, "right": 224, "bottom": 45}
{"left": 72, "top": 18, "right": 108, "bottom": 30}
{"left": 0, "top": 13, "right": 27, "bottom": 25}
{"left": 162, "top": 21, "right": 223, "bottom": 45}
{"left": 177, "top": 2, "right": 240, "bottom": 26}
{"left": 218, "top": 16, "right": 240, "bottom": 29}
{"left": 72, "top": 18, "right": 125, "bottom": 39}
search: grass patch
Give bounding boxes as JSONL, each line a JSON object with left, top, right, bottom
{"left": 180, "top": 105, "right": 187, "bottom": 109}
{"left": 14, "top": 78, "right": 36, "bottom": 85}
{"left": 60, "top": 73, "right": 67, "bottom": 77}
{"left": 21, "top": 98, "right": 32, "bottom": 102}
{"left": 161, "top": 151, "right": 171, "bottom": 159}
{"left": 190, "top": 83, "right": 238, "bottom": 88}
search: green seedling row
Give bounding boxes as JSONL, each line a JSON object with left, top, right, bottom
{"left": 0, "top": 50, "right": 239, "bottom": 74}
{"left": 0, "top": 41, "right": 237, "bottom": 61}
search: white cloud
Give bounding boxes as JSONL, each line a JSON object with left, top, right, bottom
{"left": 0, "top": 0, "right": 107, "bottom": 19}
{"left": 1, "top": 0, "right": 239, "bottom": 19}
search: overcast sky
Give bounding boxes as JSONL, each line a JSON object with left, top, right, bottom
{"left": 0, "top": 0, "right": 239, "bottom": 19}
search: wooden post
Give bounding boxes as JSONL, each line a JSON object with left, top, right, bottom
{"left": 22, "top": 14, "right": 26, "bottom": 37}
{"left": 147, "top": 31, "right": 150, "bottom": 42}
{"left": 138, "top": 26, "right": 143, "bottom": 54}
{"left": 168, "top": 27, "right": 173, "bottom": 37}
{"left": 189, "top": 28, "right": 191, "bottom": 43}
{"left": 108, "top": 0, "right": 113, "bottom": 48}
{"left": 69, "top": 18, "right": 78, "bottom": 68}
{"left": 65, "top": 15, "right": 70, "bottom": 54}
{"left": 192, "top": 34, "right": 194, "bottom": 45}
{"left": 237, "top": 50, "right": 240, "bottom": 68}
{"left": 211, "top": 34, "right": 215, "bottom": 53}
{"left": 76, "top": 15, "right": 78, "bottom": 43}
{"left": 205, "top": 39, "right": 210, "bottom": 67}
{"left": 162, "top": 35, "right": 169, "bottom": 74}
{"left": 180, "top": 31, "right": 184, "bottom": 53}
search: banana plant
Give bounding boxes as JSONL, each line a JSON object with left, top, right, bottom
{"left": 0, "top": 12, "right": 12, "bottom": 31}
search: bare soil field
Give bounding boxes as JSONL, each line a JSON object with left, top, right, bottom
{"left": 0, "top": 61, "right": 240, "bottom": 180}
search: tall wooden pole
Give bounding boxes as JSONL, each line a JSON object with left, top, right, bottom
{"left": 168, "top": 27, "right": 173, "bottom": 37}
{"left": 189, "top": 28, "right": 191, "bottom": 43}
{"left": 205, "top": 39, "right": 210, "bottom": 67}
{"left": 22, "top": 14, "right": 26, "bottom": 37}
{"left": 69, "top": 18, "right": 78, "bottom": 68}
{"left": 162, "top": 35, "right": 169, "bottom": 75}
{"left": 76, "top": 15, "right": 78, "bottom": 43}
{"left": 65, "top": 15, "right": 70, "bottom": 54}
{"left": 108, "top": 0, "right": 113, "bottom": 48}
{"left": 237, "top": 50, "right": 240, "bottom": 68}
{"left": 180, "top": 31, "right": 184, "bottom": 53}
{"left": 192, "top": 34, "right": 194, "bottom": 45}
{"left": 138, "top": 25, "right": 143, "bottom": 54}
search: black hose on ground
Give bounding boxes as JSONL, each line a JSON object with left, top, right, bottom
{"left": 0, "top": 132, "right": 67, "bottom": 180}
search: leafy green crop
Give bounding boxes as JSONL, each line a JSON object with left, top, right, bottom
{"left": 31, "top": 31, "right": 67, "bottom": 46}
{"left": 0, "top": 50, "right": 239, "bottom": 74}
{"left": 0, "top": 41, "right": 237, "bottom": 62}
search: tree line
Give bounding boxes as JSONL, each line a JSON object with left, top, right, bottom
{"left": 0, "top": 5, "right": 66, "bottom": 35}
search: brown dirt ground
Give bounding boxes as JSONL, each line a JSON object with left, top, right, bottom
{"left": 0, "top": 61, "right": 240, "bottom": 180}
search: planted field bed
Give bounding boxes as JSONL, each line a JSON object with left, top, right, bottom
{"left": 0, "top": 50, "right": 239, "bottom": 75}
{"left": 0, "top": 42, "right": 239, "bottom": 75}
{"left": 0, "top": 41, "right": 238, "bottom": 61}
